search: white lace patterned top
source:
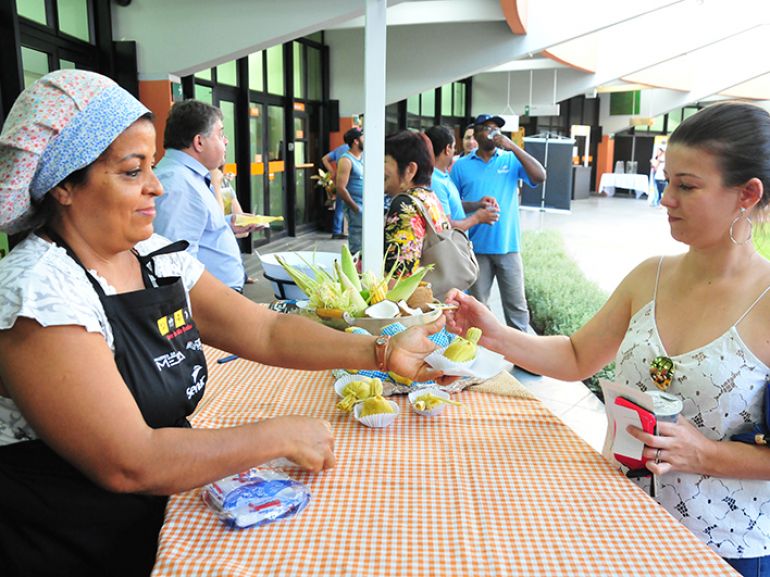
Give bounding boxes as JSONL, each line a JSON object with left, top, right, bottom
{"left": 0, "top": 233, "right": 205, "bottom": 446}
{"left": 615, "top": 257, "right": 770, "bottom": 558}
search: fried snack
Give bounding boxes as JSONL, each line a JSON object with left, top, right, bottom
{"left": 443, "top": 327, "right": 482, "bottom": 363}
{"left": 412, "top": 393, "right": 467, "bottom": 413}
{"left": 336, "top": 378, "right": 383, "bottom": 412}
{"left": 359, "top": 396, "right": 396, "bottom": 417}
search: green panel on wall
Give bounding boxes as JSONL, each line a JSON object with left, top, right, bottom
{"left": 0, "top": 233, "right": 8, "bottom": 259}
{"left": 610, "top": 91, "right": 640, "bottom": 116}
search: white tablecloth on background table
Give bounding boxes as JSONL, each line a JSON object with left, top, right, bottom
{"left": 599, "top": 173, "right": 650, "bottom": 199}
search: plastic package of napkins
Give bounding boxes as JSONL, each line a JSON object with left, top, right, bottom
{"left": 202, "top": 468, "right": 311, "bottom": 528}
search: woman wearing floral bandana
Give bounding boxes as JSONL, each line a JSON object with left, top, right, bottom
{"left": 445, "top": 101, "right": 770, "bottom": 577}
{"left": 0, "top": 71, "right": 448, "bottom": 576}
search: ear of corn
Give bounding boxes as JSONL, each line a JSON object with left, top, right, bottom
{"left": 334, "top": 260, "right": 368, "bottom": 315}
{"left": 386, "top": 266, "right": 430, "bottom": 303}
{"left": 340, "top": 244, "right": 362, "bottom": 291}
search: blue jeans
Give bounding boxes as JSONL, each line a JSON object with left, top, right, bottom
{"left": 725, "top": 555, "right": 770, "bottom": 577}
{"left": 469, "top": 252, "right": 529, "bottom": 332}
{"left": 652, "top": 179, "right": 665, "bottom": 206}
{"left": 332, "top": 197, "right": 345, "bottom": 234}
{"left": 345, "top": 205, "right": 362, "bottom": 255}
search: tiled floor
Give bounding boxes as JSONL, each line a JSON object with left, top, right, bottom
{"left": 243, "top": 194, "right": 685, "bottom": 453}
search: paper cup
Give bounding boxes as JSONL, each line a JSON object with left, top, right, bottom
{"left": 353, "top": 401, "right": 400, "bottom": 428}
{"left": 334, "top": 374, "right": 373, "bottom": 397}
{"left": 408, "top": 388, "right": 450, "bottom": 417}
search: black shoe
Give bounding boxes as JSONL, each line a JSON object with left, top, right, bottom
{"left": 331, "top": 233, "right": 348, "bottom": 239}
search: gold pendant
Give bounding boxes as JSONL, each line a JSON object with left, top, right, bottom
{"left": 649, "top": 356, "right": 675, "bottom": 391}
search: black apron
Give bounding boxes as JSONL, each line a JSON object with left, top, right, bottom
{"left": 0, "top": 234, "right": 207, "bottom": 577}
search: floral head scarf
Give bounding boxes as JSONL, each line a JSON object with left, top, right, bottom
{"left": 0, "top": 69, "right": 149, "bottom": 233}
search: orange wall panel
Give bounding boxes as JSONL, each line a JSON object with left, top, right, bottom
{"left": 596, "top": 134, "right": 615, "bottom": 192}
{"left": 138, "top": 80, "right": 173, "bottom": 161}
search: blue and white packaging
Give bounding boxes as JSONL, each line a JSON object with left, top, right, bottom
{"left": 202, "top": 468, "right": 311, "bottom": 528}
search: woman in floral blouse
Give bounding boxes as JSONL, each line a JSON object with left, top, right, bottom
{"left": 384, "top": 131, "right": 450, "bottom": 276}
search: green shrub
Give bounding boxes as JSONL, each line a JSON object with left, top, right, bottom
{"left": 521, "top": 230, "right": 614, "bottom": 398}
{"left": 754, "top": 224, "right": 770, "bottom": 261}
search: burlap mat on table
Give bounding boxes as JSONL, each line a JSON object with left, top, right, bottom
{"left": 471, "top": 370, "right": 537, "bottom": 400}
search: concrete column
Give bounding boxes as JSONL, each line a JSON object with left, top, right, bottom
{"left": 361, "top": 0, "right": 386, "bottom": 273}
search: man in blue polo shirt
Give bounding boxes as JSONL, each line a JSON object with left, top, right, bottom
{"left": 450, "top": 114, "right": 546, "bottom": 332}
{"left": 425, "top": 125, "right": 499, "bottom": 231}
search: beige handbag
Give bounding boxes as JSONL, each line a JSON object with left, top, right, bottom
{"left": 393, "top": 194, "right": 479, "bottom": 300}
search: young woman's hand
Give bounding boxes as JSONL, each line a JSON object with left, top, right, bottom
{"left": 443, "top": 289, "right": 504, "bottom": 348}
{"left": 629, "top": 416, "right": 715, "bottom": 476}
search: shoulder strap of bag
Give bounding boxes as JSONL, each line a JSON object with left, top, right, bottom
{"left": 391, "top": 191, "right": 439, "bottom": 234}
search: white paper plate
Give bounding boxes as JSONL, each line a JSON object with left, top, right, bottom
{"left": 408, "top": 388, "right": 450, "bottom": 417}
{"left": 426, "top": 345, "right": 508, "bottom": 379}
{"left": 353, "top": 400, "right": 399, "bottom": 428}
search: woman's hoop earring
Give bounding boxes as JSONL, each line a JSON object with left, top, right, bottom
{"left": 729, "top": 207, "right": 753, "bottom": 245}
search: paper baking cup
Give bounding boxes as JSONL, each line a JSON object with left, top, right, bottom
{"left": 408, "top": 388, "right": 450, "bottom": 417}
{"left": 334, "top": 374, "right": 373, "bottom": 397}
{"left": 353, "top": 401, "right": 400, "bottom": 428}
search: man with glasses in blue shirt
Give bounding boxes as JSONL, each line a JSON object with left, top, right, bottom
{"left": 450, "top": 114, "right": 546, "bottom": 333}
{"left": 155, "top": 100, "right": 258, "bottom": 292}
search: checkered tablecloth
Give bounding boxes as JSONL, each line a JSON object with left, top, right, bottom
{"left": 151, "top": 348, "right": 737, "bottom": 577}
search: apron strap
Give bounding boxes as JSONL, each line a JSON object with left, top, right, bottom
{"left": 41, "top": 227, "right": 188, "bottom": 293}
{"left": 135, "top": 240, "right": 189, "bottom": 287}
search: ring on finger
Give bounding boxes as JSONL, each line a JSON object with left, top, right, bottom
{"left": 655, "top": 448, "right": 662, "bottom": 464}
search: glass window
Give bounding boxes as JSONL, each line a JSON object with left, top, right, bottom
{"left": 248, "top": 52, "right": 263, "bottom": 92}
{"left": 171, "top": 81, "right": 184, "bottom": 102}
{"left": 17, "top": 0, "right": 47, "bottom": 25}
{"left": 453, "top": 83, "right": 465, "bottom": 117}
{"left": 650, "top": 114, "right": 665, "bottom": 133}
{"left": 610, "top": 91, "right": 641, "bottom": 116}
{"left": 57, "top": 0, "right": 90, "bottom": 42}
{"left": 21, "top": 46, "right": 50, "bottom": 88}
{"left": 421, "top": 89, "right": 435, "bottom": 120}
{"left": 194, "top": 83, "right": 213, "bottom": 104}
{"left": 267, "top": 45, "right": 284, "bottom": 96}
{"left": 249, "top": 103, "right": 264, "bottom": 216}
{"left": 441, "top": 84, "right": 453, "bottom": 117}
{"left": 307, "top": 47, "right": 321, "bottom": 101}
{"left": 219, "top": 100, "right": 236, "bottom": 165}
{"left": 683, "top": 107, "right": 698, "bottom": 121}
{"left": 216, "top": 60, "right": 237, "bottom": 86}
{"left": 295, "top": 141, "right": 306, "bottom": 224}
{"left": 294, "top": 117, "right": 304, "bottom": 139}
{"left": 407, "top": 94, "right": 419, "bottom": 115}
{"left": 293, "top": 42, "right": 304, "bottom": 99}
{"left": 267, "top": 105, "right": 285, "bottom": 226}
{"left": 59, "top": 58, "right": 76, "bottom": 69}
{"left": 385, "top": 103, "right": 400, "bottom": 135}
{"left": 667, "top": 109, "right": 682, "bottom": 133}
{"left": 306, "top": 32, "right": 323, "bottom": 43}
{"left": 195, "top": 68, "right": 212, "bottom": 81}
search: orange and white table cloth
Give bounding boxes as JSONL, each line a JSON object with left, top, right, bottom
{"left": 151, "top": 349, "right": 737, "bottom": 577}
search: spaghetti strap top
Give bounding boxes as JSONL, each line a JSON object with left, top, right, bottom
{"left": 613, "top": 255, "right": 770, "bottom": 558}
{"left": 653, "top": 255, "right": 770, "bottom": 329}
